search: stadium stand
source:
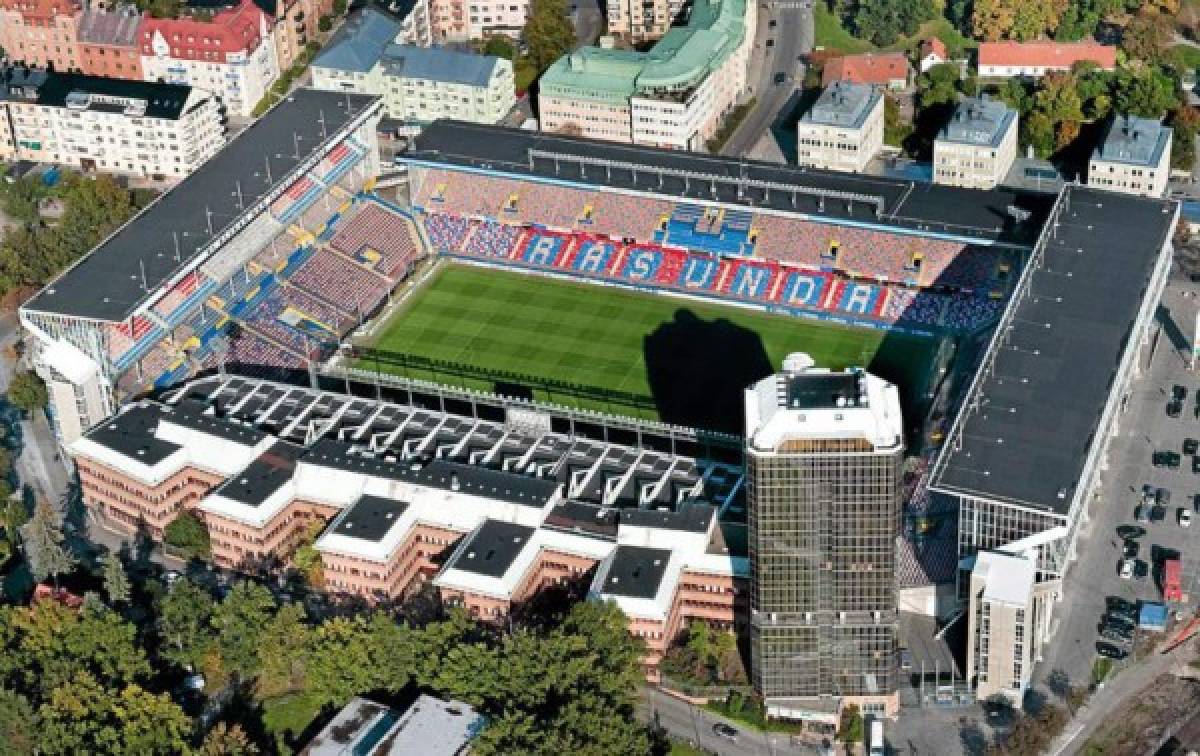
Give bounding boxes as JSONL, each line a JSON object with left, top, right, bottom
{"left": 330, "top": 201, "right": 423, "bottom": 276}
{"left": 289, "top": 248, "right": 391, "bottom": 318}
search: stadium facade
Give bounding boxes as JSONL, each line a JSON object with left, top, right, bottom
{"left": 745, "top": 356, "right": 904, "bottom": 720}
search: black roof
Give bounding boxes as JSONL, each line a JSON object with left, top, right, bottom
{"left": 620, "top": 505, "right": 714, "bottom": 533}
{"left": 169, "top": 399, "right": 267, "bottom": 446}
{"left": 931, "top": 187, "right": 1176, "bottom": 514}
{"left": 305, "top": 439, "right": 560, "bottom": 507}
{"left": 23, "top": 89, "right": 379, "bottom": 322}
{"left": 446, "top": 519, "right": 535, "bottom": 578}
{"left": 86, "top": 403, "right": 180, "bottom": 465}
{"left": 785, "top": 372, "right": 864, "bottom": 410}
{"left": 601, "top": 545, "right": 671, "bottom": 599}
{"left": 216, "top": 441, "right": 305, "bottom": 507}
{"left": 544, "top": 501, "right": 620, "bottom": 539}
{"left": 331, "top": 494, "right": 408, "bottom": 542}
{"left": 7, "top": 68, "right": 196, "bottom": 120}
{"left": 406, "top": 120, "right": 1052, "bottom": 246}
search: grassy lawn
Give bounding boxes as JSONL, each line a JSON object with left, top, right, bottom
{"left": 703, "top": 700, "right": 805, "bottom": 734}
{"left": 359, "top": 264, "right": 940, "bottom": 433}
{"left": 262, "top": 692, "right": 326, "bottom": 746}
{"left": 1172, "top": 44, "right": 1200, "bottom": 72}
{"left": 670, "top": 740, "right": 708, "bottom": 756}
{"left": 814, "top": 3, "right": 876, "bottom": 54}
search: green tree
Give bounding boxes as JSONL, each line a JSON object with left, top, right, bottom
{"left": 0, "top": 687, "right": 36, "bottom": 755}
{"left": 290, "top": 519, "right": 325, "bottom": 589}
{"left": 212, "top": 582, "right": 276, "bottom": 681}
{"left": 156, "top": 577, "right": 216, "bottom": 671}
{"left": 1113, "top": 65, "right": 1180, "bottom": 118}
{"left": 163, "top": 510, "right": 210, "bottom": 560}
{"left": 522, "top": 0, "right": 575, "bottom": 75}
{"left": 6, "top": 371, "right": 48, "bottom": 414}
{"left": 839, "top": 0, "right": 936, "bottom": 46}
{"left": 256, "top": 603, "right": 310, "bottom": 699}
{"left": 332, "top": 0, "right": 347, "bottom": 14}
{"left": 483, "top": 35, "right": 516, "bottom": 60}
{"left": 37, "top": 673, "right": 191, "bottom": 755}
{"left": 19, "top": 499, "right": 75, "bottom": 587}
{"left": 1171, "top": 106, "right": 1200, "bottom": 172}
{"left": 307, "top": 615, "right": 389, "bottom": 706}
{"left": 837, "top": 703, "right": 864, "bottom": 743}
{"left": 883, "top": 95, "right": 913, "bottom": 148}
{"left": 199, "top": 722, "right": 259, "bottom": 755}
{"left": 318, "top": 14, "right": 332, "bottom": 31}
{"left": 917, "top": 63, "right": 962, "bottom": 109}
{"left": 1121, "top": 11, "right": 1172, "bottom": 64}
{"left": 101, "top": 552, "right": 130, "bottom": 606}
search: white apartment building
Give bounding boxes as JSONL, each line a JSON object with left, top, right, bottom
{"left": 1088, "top": 115, "right": 1172, "bottom": 198}
{"left": 965, "top": 551, "right": 1059, "bottom": 702}
{"left": 607, "top": 0, "right": 686, "bottom": 42}
{"left": 539, "top": 0, "right": 754, "bottom": 150}
{"left": 933, "top": 96, "right": 1018, "bottom": 190}
{"left": 311, "top": 7, "right": 513, "bottom": 129}
{"left": 0, "top": 65, "right": 225, "bottom": 178}
{"left": 138, "top": 0, "right": 280, "bottom": 118}
{"left": 795, "top": 81, "right": 883, "bottom": 173}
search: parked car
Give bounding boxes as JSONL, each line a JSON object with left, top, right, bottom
{"left": 1193, "top": 456, "right": 1200, "bottom": 475}
{"left": 712, "top": 723, "right": 739, "bottom": 740}
{"left": 1134, "top": 560, "right": 1150, "bottom": 580}
{"left": 1157, "top": 488, "right": 1172, "bottom": 507}
{"left": 1169, "top": 401, "right": 1183, "bottom": 418}
{"left": 1100, "top": 624, "right": 1132, "bottom": 642}
{"left": 1185, "top": 438, "right": 1198, "bottom": 455}
{"left": 773, "top": 72, "right": 787, "bottom": 85}
{"left": 1095, "top": 642, "right": 1128, "bottom": 660}
{"left": 1150, "top": 505, "right": 1167, "bottom": 523}
{"left": 1107, "top": 596, "right": 1137, "bottom": 615}
{"left": 1104, "top": 613, "right": 1135, "bottom": 631}
{"left": 1181, "top": 508, "right": 1193, "bottom": 528}
{"left": 1136, "top": 504, "right": 1151, "bottom": 523}
{"left": 1117, "top": 525, "right": 1146, "bottom": 540}
{"left": 1123, "top": 540, "right": 1140, "bottom": 559}
{"left": 1119, "top": 559, "right": 1135, "bottom": 579}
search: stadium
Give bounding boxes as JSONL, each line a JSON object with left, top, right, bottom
{"left": 18, "top": 89, "right": 1180, "bottom": 703}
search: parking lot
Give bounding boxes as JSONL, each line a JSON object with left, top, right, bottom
{"left": 1035, "top": 272, "right": 1200, "bottom": 690}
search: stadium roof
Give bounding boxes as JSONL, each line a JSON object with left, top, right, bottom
{"left": 406, "top": 120, "right": 1050, "bottom": 245}
{"left": 23, "top": 88, "right": 380, "bottom": 323}
{"left": 930, "top": 186, "right": 1176, "bottom": 515}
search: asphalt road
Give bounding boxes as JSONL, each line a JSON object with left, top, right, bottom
{"left": 639, "top": 687, "right": 821, "bottom": 755}
{"left": 720, "top": 0, "right": 813, "bottom": 158}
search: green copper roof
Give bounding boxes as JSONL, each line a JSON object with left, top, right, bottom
{"left": 540, "top": 0, "right": 746, "bottom": 103}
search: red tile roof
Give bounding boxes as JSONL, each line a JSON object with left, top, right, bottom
{"left": 822, "top": 52, "right": 911, "bottom": 87}
{"left": 140, "top": 0, "right": 267, "bottom": 62}
{"left": 978, "top": 40, "right": 1117, "bottom": 70}
{"left": 0, "top": 0, "right": 81, "bottom": 19}
{"left": 920, "top": 38, "right": 947, "bottom": 61}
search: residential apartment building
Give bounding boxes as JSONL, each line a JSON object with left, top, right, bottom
{"left": 0, "top": 65, "right": 226, "bottom": 178}
{"left": 311, "top": 7, "right": 511, "bottom": 130}
{"left": 430, "top": 0, "right": 523, "bottom": 41}
{"left": 1088, "top": 114, "right": 1172, "bottom": 198}
{"left": 259, "top": 0, "right": 336, "bottom": 71}
{"left": 139, "top": 0, "right": 280, "bottom": 118}
{"left": 607, "top": 0, "right": 686, "bottom": 42}
{"left": 977, "top": 40, "right": 1116, "bottom": 78}
{"left": 745, "top": 354, "right": 904, "bottom": 723}
{"left": 821, "top": 52, "right": 911, "bottom": 91}
{"left": 69, "top": 376, "right": 749, "bottom": 679}
{"left": 77, "top": 5, "right": 143, "bottom": 80}
{"left": 965, "top": 550, "right": 1059, "bottom": 702}
{"left": 539, "top": 0, "right": 754, "bottom": 150}
{"left": 0, "top": 0, "right": 82, "bottom": 72}
{"left": 933, "top": 96, "right": 1018, "bottom": 190}
{"left": 795, "top": 81, "right": 883, "bottom": 173}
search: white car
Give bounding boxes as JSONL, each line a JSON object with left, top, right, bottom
{"left": 1119, "top": 559, "right": 1134, "bottom": 579}
{"left": 1180, "top": 508, "right": 1193, "bottom": 528}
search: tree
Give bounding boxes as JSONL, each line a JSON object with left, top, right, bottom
{"left": 212, "top": 582, "right": 276, "bottom": 681}
{"left": 883, "top": 95, "right": 913, "bottom": 149}
{"left": 332, "top": 0, "right": 347, "bottom": 14}
{"left": 37, "top": 673, "right": 192, "bottom": 755}
{"left": 0, "top": 688, "right": 36, "bottom": 755}
{"left": 522, "top": 0, "right": 575, "bottom": 75}
{"left": 838, "top": 0, "right": 936, "bottom": 45}
{"left": 972, "top": 0, "right": 1068, "bottom": 40}
{"left": 306, "top": 615, "right": 390, "bottom": 706}
{"left": 318, "top": 14, "right": 332, "bottom": 31}
{"left": 6, "top": 371, "right": 48, "bottom": 414}
{"left": 1113, "top": 65, "right": 1180, "bottom": 119}
{"left": 156, "top": 577, "right": 216, "bottom": 671}
{"left": 290, "top": 520, "right": 325, "bottom": 589}
{"left": 200, "top": 722, "right": 259, "bottom": 755}
{"left": 20, "top": 499, "right": 75, "bottom": 587}
{"left": 1171, "top": 106, "right": 1200, "bottom": 172}
{"left": 917, "top": 63, "right": 962, "bottom": 109}
{"left": 483, "top": 35, "right": 516, "bottom": 60}
{"left": 163, "top": 510, "right": 210, "bottom": 560}
{"left": 256, "top": 603, "right": 310, "bottom": 699}
{"left": 101, "top": 552, "right": 130, "bottom": 606}
{"left": 1121, "top": 11, "right": 1173, "bottom": 64}
{"left": 837, "top": 703, "right": 864, "bottom": 743}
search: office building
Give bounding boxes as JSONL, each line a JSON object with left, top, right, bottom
{"left": 1088, "top": 114, "right": 1172, "bottom": 198}
{"left": 795, "top": 81, "right": 883, "bottom": 173}
{"left": 139, "top": 0, "right": 280, "bottom": 118}
{"left": 311, "top": 7, "right": 511, "bottom": 130}
{"left": 933, "top": 96, "right": 1018, "bottom": 190}
{"left": 745, "top": 354, "right": 904, "bottom": 722}
{"left": 965, "top": 550, "right": 1059, "bottom": 701}
{"left": 304, "top": 695, "right": 484, "bottom": 755}
{"left": 538, "top": 0, "right": 754, "bottom": 150}
{"left": 0, "top": 65, "right": 225, "bottom": 179}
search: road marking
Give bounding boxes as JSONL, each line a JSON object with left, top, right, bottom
{"left": 1047, "top": 723, "right": 1086, "bottom": 756}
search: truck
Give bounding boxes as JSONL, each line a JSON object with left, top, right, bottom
{"left": 1163, "top": 558, "right": 1183, "bottom": 602}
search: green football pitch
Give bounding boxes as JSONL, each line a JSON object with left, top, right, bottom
{"left": 358, "top": 264, "right": 945, "bottom": 434}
